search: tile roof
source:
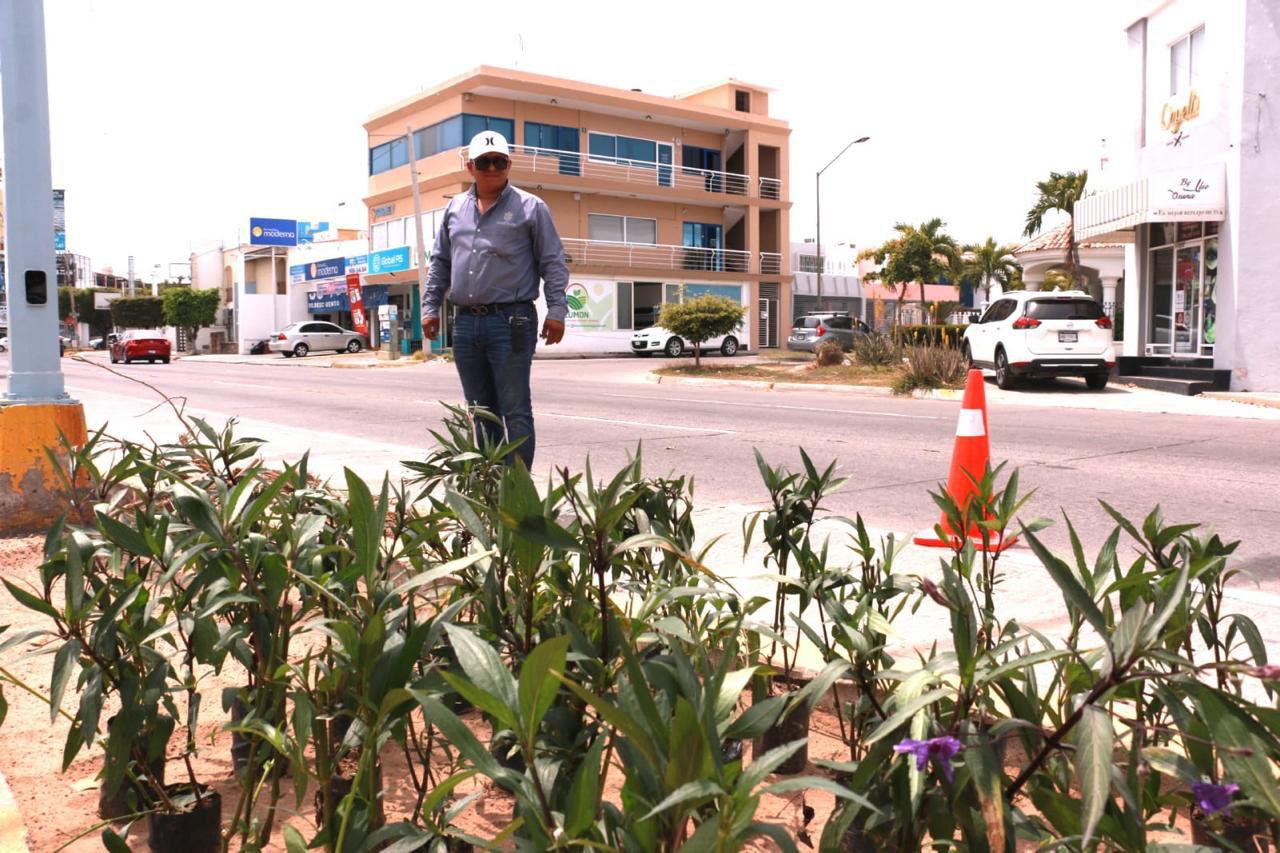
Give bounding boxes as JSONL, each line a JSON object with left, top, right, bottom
{"left": 1014, "top": 223, "right": 1125, "bottom": 254}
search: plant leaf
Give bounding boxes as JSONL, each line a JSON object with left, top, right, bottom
{"left": 1077, "top": 704, "right": 1115, "bottom": 848}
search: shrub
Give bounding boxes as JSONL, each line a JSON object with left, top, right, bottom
{"left": 893, "top": 344, "right": 968, "bottom": 394}
{"left": 814, "top": 338, "right": 845, "bottom": 366}
{"left": 851, "top": 331, "right": 901, "bottom": 367}
{"left": 109, "top": 295, "right": 165, "bottom": 329}
{"left": 896, "top": 323, "right": 968, "bottom": 349}
{"left": 657, "top": 293, "right": 747, "bottom": 368}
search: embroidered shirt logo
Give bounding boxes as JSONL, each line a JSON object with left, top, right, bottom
{"left": 503, "top": 212, "right": 514, "bottom": 222}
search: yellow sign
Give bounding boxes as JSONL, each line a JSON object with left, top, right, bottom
{"left": 1161, "top": 89, "right": 1201, "bottom": 134}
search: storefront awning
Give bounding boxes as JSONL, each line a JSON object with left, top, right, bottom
{"left": 1075, "top": 163, "right": 1226, "bottom": 241}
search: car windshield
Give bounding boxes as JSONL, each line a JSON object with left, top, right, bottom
{"left": 1027, "top": 299, "right": 1103, "bottom": 320}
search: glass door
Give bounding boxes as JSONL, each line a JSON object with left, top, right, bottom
{"left": 1173, "top": 244, "right": 1201, "bottom": 356}
{"left": 1149, "top": 247, "right": 1173, "bottom": 350}
{"left": 657, "top": 143, "right": 673, "bottom": 187}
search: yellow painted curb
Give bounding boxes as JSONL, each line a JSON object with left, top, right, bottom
{"left": 0, "top": 401, "right": 88, "bottom": 536}
{"left": 0, "top": 768, "right": 28, "bottom": 852}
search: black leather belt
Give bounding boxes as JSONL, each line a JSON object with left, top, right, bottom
{"left": 454, "top": 301, "right": 532, "bottom": 316}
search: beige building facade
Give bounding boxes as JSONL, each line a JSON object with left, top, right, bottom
{"left": 362, "top": 66, "right": 792, "bottom": 354}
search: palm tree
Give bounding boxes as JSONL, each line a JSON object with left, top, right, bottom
{"left": 893, "top": 218, "right": 959, "bottom": 322}
{"left": 1024, "top": 170, "right": 1088, "bottom": 287}
{"left": 969, "top": 237, "right": 1021, "bottom": 304}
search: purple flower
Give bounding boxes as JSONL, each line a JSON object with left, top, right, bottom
{"left": 1190, "top": 781, "right": 1240, "bottom": 816}
{"left": 1248, "top": 664, "right": 1280, "bottom": 681}
{"left": 893, "top": 736, "right": 963, "bottom": 782}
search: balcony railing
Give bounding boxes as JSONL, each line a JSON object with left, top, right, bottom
{"left": 760, "top": 252, "right": 782, "bottom": 275}
{"left": 502, "top": 145, "right": 756, "bottom": 197}
{"left": 561, "top": 238, "right": 751, "bottom": 274}
{"left": 759, "top": 177, "right": 782, "bottom": 201}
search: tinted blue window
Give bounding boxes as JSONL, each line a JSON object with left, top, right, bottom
{"left": 617, "top": 136, "right": 656, "bottom": 165}
{"left": 589, "top": 133, "right": 617, "bottom": 161}
{"left": 526, "top": 122, "right": 581, "bottom": 175}
{"left": 462, "top": 114, "right": 514, "bottom": 145}
{"left": 414, "top": 115, "right": 463, "bottom": 160}
{"left": 369, "top": 137, "right": 408, "bottom": 175}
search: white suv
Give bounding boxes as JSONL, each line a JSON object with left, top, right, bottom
{"left": 963, "top": 291, "right": 1115, "bottom": 390}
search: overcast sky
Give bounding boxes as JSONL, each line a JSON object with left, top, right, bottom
{"left": 14, "top": 0, "right": 1131, "bottom": 278}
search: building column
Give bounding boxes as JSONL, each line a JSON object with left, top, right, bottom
{"left": 1101, "top": 276, "right": 1119, "bottom": 320}
{"left": 1122, "top": 243, "right": 1141, "bottom": 357}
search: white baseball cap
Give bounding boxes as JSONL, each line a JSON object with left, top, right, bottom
{"left": 468, "top": 130, "right": 510, "bottom": 161}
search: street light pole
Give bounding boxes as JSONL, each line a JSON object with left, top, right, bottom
{"left": 814, "top": 136, "right": 869, "bottom": 313}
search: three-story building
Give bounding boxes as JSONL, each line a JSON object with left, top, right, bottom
{"left": 362, "top": 66, "right": 792, "bottom": 354}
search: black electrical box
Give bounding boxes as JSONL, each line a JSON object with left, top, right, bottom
{"left": 25, "top": 270, "right": 48, "bottom": 305}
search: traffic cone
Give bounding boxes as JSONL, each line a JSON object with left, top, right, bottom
{"left": 913, "top": 369, "right": 1017, "bottom": 552}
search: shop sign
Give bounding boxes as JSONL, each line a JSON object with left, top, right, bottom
{"left": 563, "top": 280, "right": 614, "bottom": 332}
{"left": 346, "top": 272, "right": 368, "bottom": 337}
{"left": 1147, "top": 167, "right": 1225, "bottom": 221}
{"left": 346, "top": 255, "right": 368, "bottom": 274}
{"left": 249, "top": 217, "right": 298, "bottom": 247}
{"left": 289, "top": 264, "right": 306, "bottom": 285}
{"left": 369, "top": 246, "right": 411, "bottom": 275}
{"left": 1161, "top": 89, "right": 1200, "bottom": 134}
{"left": 296, "top": 220, "right": 331, "bottom": 245}
{"left": 303, "top": 257, "right": 345, "bottom": 281}
{"left": 373, "top": 204, "right": 395, "bottom": 219}
{"left": 53, "top": 189, "right": 66, "bottom": 251}
{"left": 362, "top": 284, "right": 390, "bottom": 310}
{"left": 307, "top": 289, "right": 349, "bottom": 313}
{"left": 93, "top": 291, "right": 120, "bottom": 310}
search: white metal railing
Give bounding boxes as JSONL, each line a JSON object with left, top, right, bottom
{"left": 759, "top": 177, "right": 782, "bottom": 200}
{"left": 561, "top": 238, "right": 751, "bottom": 274}
{"left": 463, "top": 145, "right": 753, "bottom": 197}
{"left": 760, "top": 252, "right": 782, "bottom": 275}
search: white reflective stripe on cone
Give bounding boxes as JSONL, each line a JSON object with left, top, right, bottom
{"left": 955, "top": 409, "right": 986, "bottom": 437}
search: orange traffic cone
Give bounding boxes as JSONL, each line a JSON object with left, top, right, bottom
{"left": 913, "top": 369, "right": 1017, "bottom": 552}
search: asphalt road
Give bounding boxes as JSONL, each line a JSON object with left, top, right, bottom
{"left": 6, "top": 350, "right": 1280, "bottom": 586}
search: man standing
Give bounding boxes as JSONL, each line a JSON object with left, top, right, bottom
{"left": 423, "top": 130, "right": 568, "bottom": 468}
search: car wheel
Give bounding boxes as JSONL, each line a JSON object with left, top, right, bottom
{"left": 994, "top": 348, "right": 1017, "bottom": 390}
{"left": 293, "top": 343, "right": 309, "bottom": 358}
{"left": 346, "top": 339, "right": 362, "bottom": 353}
{"left": 963, "top": 343, "right": 974, "bottom": 369}
{"left": 1085, "top": 372, "right": 1109, "bottom": 391}
{"left": 719, "top": 336, "right": 739, "bottom": 357}
{"left": 664, "top": 337, "right": 684, "bottom": 358}
{"left": 123, "top": 357, "right": 132, "bottom": 365}
{"left": 161, "top": 357, "right": 170, "bottom": 365}
{"left": 281, "top": 351, "right": 293, "bottom": 358}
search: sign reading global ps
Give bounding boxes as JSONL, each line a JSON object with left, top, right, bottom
{"left": 369, "top": 246, "right": 411, "bottom": 275}
{"left": 249, "top": 217, "right": 299, "bottom": 247}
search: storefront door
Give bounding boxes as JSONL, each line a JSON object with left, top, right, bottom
{"left": 1146, "top": 223, "right": 1217, "bottom": 358}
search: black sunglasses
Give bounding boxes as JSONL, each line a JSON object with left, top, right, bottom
{"left": 472, "top": 156, "right": 510, "bottom": 172}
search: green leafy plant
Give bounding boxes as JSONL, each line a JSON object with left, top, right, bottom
{"left": 657, "top": 293, "right": 747, "bottom": 368}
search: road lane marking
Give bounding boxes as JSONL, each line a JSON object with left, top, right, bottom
{"left": 600, "top": 392, "right": 942, "bottom": 420}
{"left": 213, "top": 380, "right": 291, "bottom": 392}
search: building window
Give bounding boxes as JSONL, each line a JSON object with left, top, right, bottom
{"left": 797, "top": 253, "right": 825, "bottom": 274}
{"left": 1170, "top": 26, "right": 1205, "bottom": 96}
{"left": 411, "top": 114, "right": 515, "bottom": 162}
{"left": 371, "top": 222, "right": 388, "bottom": 251}
{"left": 588, "top": 132, "right": 657, "bottom": 167}
{"left": 369, "top": 137, "right": 408, "bottom": 175}
{"left": 588, "top": 214, "right": 657, "bottom": 244}
{"left": 735, "top": 90, "right": 750, "bottom": 112}
{"left": 525, "top": 121, "right": 581, "bottom": 175}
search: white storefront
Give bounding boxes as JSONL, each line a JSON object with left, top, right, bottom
{"left": 1075, "top": 0, "right": 1280, "bottom": 390}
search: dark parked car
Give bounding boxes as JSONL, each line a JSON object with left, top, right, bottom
{"left": 110, "top": 329, "right": 171, "bottom": 364}
{"left": 787, "top": 312, "right": 871, "bottom": 352}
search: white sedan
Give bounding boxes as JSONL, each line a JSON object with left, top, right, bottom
{"left": 630, "top": 325, "right": 745, "bottom": 358}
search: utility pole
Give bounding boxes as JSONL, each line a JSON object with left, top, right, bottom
{"left": 128, "top": 255, "right": 135, "bottom": 297}
{"left": 0, "top": 0, "right": 88, "bottom": 534}
{"left": 407, "top": 125, "right": 440, "bottom": 350}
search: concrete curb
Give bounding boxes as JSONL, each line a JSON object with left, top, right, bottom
{"left": 1202, "top": 392, "right": 1280, "bottom": 410}
{"left": 0, "top": 768, "right": 28, "bottom": 852}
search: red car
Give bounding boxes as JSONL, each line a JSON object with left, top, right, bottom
{"left": 110, "top": 330, "right": 171, "bottom": 364}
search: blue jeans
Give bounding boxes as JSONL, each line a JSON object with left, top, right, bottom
{"left": 451, "top": 302, "right": 538, "bottom": 468}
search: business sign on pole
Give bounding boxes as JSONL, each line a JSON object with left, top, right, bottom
{"left": 303, "top": 257, "right": 345, "bottom": 281}
{"left": 369, "top": 246, "right": 411, "bottom": 275}
{"left": 296, "top": 220, "right": 330, "bottom": 245}
{"left": 345, "top": 255, "right": 368, "bottom": 275}
{"left": 93, "top": 291, "right": 121, "bottom": 310}
{"left": 53, "top": 189, "right": 66, "bottom": 251}
{"left": 346, "top": 273, "right": 368, "bottom": 338}
{"left": 249, "top": 217, "right": 298, "bottom": 246}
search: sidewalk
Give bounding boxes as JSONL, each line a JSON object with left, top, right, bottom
{"left": 653, "top": 371, "right": 1280, "bottom": 420}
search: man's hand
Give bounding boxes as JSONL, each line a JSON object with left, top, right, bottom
{"left": 423, "top": 315, "right": 440, "bottom": 340}
{"left": 541, "top": 318, "right": 565, "bottom": 345}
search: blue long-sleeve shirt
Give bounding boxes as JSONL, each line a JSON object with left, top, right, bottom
{"left": 422, "top": 183, "right": 569, "bottom": 322}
